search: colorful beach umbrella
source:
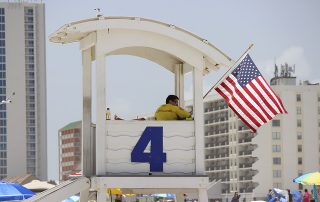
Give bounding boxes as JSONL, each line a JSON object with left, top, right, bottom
{"left": 293, "top": 172, "right": 320, "bottom": 185}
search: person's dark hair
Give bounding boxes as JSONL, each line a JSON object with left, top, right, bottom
{"left": 305, "top": 189, "right": 308, "bottom": 192}
{"left": 166, "top": 95, "right": 179, "bottom": 104}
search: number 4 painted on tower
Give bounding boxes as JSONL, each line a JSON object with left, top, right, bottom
{"left": 131, "top": 127, "right": 167, "bottom": 172}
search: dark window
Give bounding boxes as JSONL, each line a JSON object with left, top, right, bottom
{"left": 297, "top": 119, "right": 302, "bottom": 127}
{"left": 297, "top": 94, "right": 301, "bottom": 102}
{"left": 26, "top": 8, "right": 33, "bottom": 15}
{"left": 0, "top": 8, "right": 5, "bottom": 15}
{"left": 272, "top": 120, "right": 280, "bottom": 127}
{"left": 273, "top": 157, "right": 281, "bottom": 165}
{"left": 0, "top": 40, "right": 5, "bottom": 46}
{"left": 297, "top": 132, "right": 302, "bottom": 140}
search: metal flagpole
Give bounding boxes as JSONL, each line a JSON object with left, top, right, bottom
{"left": 203, "top": 44, "right": 254, "bottom": 99}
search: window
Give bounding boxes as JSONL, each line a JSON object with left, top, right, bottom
{"left": 297, "top": 119, "right": 302, "bottom": 127}
{"left": 297, "top": 107, "right": 302, "bottom": 115}
{"left": 0, "top": 8, "right": 5, "bottom": 15}
{"left": 272, "top": 132, "right": 281, "bottom": 140}
{"left": 298, "top": 157, "right": 302, "bottom": 165}
{"left": 297, "top": 94, "right": 301, "bottom": 102}
{"left": 273, "top": 157, "right": 281, "bottom": 165}
{"left": 272, "top": 145, "right": 281, "bottom": 152}
{"left": 273, "top": 183, "right": 282, "bottom": 189}
{"left": 273, "top": 170, "right": 281, "bottom": 178}
{"left": 297, "top": 132, "right": 302, "bottom": 140}
{"left": 298, "top": 145, "right": 302, "bottom": 152}
{"left": 272, "top": 120, "right": 280, "bottom": 127}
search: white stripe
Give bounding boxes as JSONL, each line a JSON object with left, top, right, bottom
{"left": 229, "top": 99, "right": 258, "bottom": 131}
{"left": 258, "top": 76, "right": 286, "bottom": 113}
{"left": 224, "top": 78, "right": 264, "bottom": 126}
{"left": 251, "top": 79, "right": 281, "bottom": 114}
{"left": 228, "top": 75, "right": 269, "bottom": 122}
{"left": 216, "top": 84, "right": 258, "bottom": 129}
{"left": 247, "top": 82, "right": 277, "bottom": 118}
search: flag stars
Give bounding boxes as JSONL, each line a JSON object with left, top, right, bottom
{"left": 231, "top": 54, "right": 262, "bottom": 87}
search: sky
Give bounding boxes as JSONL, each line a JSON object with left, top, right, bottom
{"left": 45, "top": 0, "right": 320, "bottom": 180}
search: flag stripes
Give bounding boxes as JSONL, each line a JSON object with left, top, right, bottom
{"left": 214, "top": 54, "right": 287, "bottom": 132}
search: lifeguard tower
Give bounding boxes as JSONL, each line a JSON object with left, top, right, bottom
{"left": 44, "top": 16, "right": 232, "bottom": 202}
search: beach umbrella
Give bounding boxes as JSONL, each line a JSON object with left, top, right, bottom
{"left": 293, "top": 172, "right": 320, "bottom": 185}
{"left": 290, "top": 190, "right": 302, "bottom": 202}
{"left": 0, "top": 181, "right": 35, "bottom": 201}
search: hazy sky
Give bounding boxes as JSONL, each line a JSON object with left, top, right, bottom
{"left": 45, "top": 0, "right": 320, "bottom": 180}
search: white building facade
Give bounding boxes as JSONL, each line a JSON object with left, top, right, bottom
{"left": 0, "top": 1, "right": 47, "bottom": 180}
{"left": 199, "top": 66, "right": 320, "bottom": 201}
{"left": 253, "top": 75, "right": 320, "bottom": 199}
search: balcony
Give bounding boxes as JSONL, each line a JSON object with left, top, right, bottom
{"left": 239, "top": 151, "right": 252, "bottom": 156}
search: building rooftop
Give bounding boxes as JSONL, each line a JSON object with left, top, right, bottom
{"left": 60, "top": 120, "right": 81, "bottom": 131}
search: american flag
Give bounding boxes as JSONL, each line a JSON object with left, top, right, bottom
{"left": 215, "top": 54, "right": 287, "bottom": 132}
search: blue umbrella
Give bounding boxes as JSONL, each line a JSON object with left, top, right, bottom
{"left": 290, "top": 190, "right": 302, "bottom": 202}
{"left": 0, "top": 181, "right": 35, "bottom": 201}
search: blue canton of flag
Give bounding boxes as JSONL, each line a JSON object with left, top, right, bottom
{"left": 215, "top": 54, "right": 287, "bottom": 132}
{"left": 231, "top": 55, "right": 262, "bottom": 87}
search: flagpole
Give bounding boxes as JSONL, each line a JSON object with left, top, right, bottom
{"left": 203, "top": 43, "right": 254, "bottom": 99}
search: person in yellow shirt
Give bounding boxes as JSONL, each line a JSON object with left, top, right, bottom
{"left": 155, "top": 95, "right": 191, "bottom": 120}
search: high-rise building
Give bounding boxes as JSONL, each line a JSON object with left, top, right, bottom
{"left": 253, "top": 64, "right": 320, "bottom": 199}
{"left": 0, "top": 1, "right": 47, "bottom": 180}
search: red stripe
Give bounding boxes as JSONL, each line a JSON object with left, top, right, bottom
{"left": 221, "top": 82, "right": 261, "bottom": 128}
{"left": 228, "top": 104, "right": 256, "bottom": 133}
{"left": 226, "top": 77, "right": 267, "bottom": 123}
{"left": 215, "top": 86, "right": 230, "bottom": 103}
{"left": 256, "top": 78, "right": 283, "bottom": 114}
{"left": 243, "top": 84, "right": 273, "bottom": 120}
{"left": 260, "top": 77, "right": 288, "bottom": 113}
{"left": 249, "top": 82, "right": 278, "bottom": 115}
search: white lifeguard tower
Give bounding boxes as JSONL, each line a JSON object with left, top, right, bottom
{"left": 46, "top": 16, "right": 233, "bottom": 202}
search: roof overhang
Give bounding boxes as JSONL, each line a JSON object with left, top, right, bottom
{"left": 49, "top": 16, "right": 233, "bottom": 74}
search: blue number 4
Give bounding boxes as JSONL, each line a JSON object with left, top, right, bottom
{"left": 131, "top": 127, "right": 167, "bottom": 172}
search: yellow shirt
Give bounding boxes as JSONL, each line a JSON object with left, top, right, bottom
{"left": 155, "top": 104, "right": 191, "bottom": 120}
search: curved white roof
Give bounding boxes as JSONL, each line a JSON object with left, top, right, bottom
{"left": 49, "top": 16, "right": 233, "bottom": 74}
